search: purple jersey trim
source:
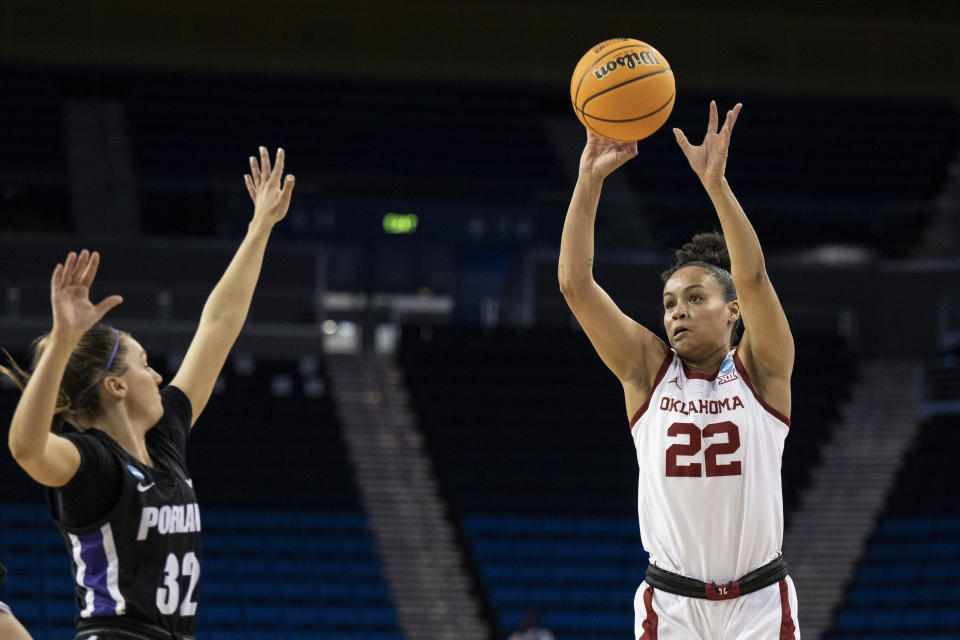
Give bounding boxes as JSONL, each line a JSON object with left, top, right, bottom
{"left": 77, "top": 528, "right": 118, "bottom": 616}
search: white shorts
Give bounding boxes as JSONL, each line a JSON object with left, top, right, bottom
{"left": 635, "top": 575, "right": 800, "bottom": 639}
{"left": 0, "top": 600, "right": 10, "bottom": 615}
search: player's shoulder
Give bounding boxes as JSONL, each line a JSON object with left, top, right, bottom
{"left": 731, "top": 347, "right": 791, "bottom": 426}
{"left": 161, "top": 385, "right": 192, "bottom": 422}
{"left": 626, "top": 348, "right": 678, "bottom": 428}
{"left": 58, "top": 426, "right": 114, "bottom": 462}
{"left": 146, "top": 385, "right": 194, "bottom": 465}
{"left": 153, "top": 385, "right": 193, "bottom": 436}
{"left": 640, "top": 343, "right": 676, "bottom": 390}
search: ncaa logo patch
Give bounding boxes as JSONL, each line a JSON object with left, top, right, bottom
{"left": 719, "top": 357, "right": 735, "bottom": 375}
{"left": 126, "top": 464, "right": 145, "bottom": 480}
{"left": 718, "top": 357, "right": 738, "bottom": 385}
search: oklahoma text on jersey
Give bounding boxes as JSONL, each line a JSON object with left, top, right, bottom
{"left": 659, "top": 394, "right": 745, "bottom": 416}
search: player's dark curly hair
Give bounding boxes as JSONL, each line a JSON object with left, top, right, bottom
{"left": 661, "top": 232, "right": 742, "bottom": 344}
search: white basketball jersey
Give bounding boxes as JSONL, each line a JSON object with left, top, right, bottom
{"left": 630, "top": 347, "right": 790, "bottom": 583}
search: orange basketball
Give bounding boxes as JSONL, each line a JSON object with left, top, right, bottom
{"left": 570, "top": 38, "right": 675, "bottom": 142}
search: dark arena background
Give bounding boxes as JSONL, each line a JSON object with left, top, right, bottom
{"left": 1, "top": 1, "right": 959, "bottom": 639}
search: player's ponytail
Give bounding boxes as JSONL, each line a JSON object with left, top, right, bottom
{"left": 1, "top": 324, "right": 128, "bottom": 433}
{"left": 661, "top": 232, "right": 742, "bottom": 344}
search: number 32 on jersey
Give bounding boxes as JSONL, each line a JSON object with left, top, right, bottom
{"left": 665, "top": 421, "right": 742, "bottom": 477}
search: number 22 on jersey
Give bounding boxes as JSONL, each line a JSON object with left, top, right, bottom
{"left": 665, "top": 421, "right": 742, "bottom": 477}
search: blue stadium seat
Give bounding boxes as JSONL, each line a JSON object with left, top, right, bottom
{"left": 0, "top": 504, "right": 399, "bottom": 639}
{"left": 826, "top": 411, "right": 960, "bottom": 638}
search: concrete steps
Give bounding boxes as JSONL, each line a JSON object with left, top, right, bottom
{"left": 783, "top": 359, "right": 924, "bottom": 640}
{"left": 328, "top": 353, "right": 489, "bottom": 640}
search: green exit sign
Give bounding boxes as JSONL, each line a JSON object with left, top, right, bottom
{"left": 383, "top": 213, "right": 419, "bottom": 234}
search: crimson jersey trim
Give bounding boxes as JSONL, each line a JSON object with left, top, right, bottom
{"left": 630, "top": 351, "right": 674, "bottom": 429}
{"left": 638, "top": 586, "right": 658, "bottom": 640}
{"left": 778, "top": 578, "right": 796, "bottom": 639}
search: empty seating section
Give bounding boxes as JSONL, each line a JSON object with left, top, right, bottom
{"left": 0, "top": 364, "right": 38, "bottom": 506}
{"left": 827, "top": 514, "right": 960, "bottom": 638}
{"left": 124, "top": 72, "right": 566, "bottom": 237}
{"left": 782, "top": 333, "right": 856, "bottom": 525}
{"left": 184, "top": 356, "right": 359, "bottom": 510}
{"left": 0, "top": 355, "right": 400, "bottom": 640}
{"left": 2, "top": 65, "right": 956, "bottom": 259}
{"left": 927, "top": 347, "right": 960, "bottom": 411}
{"left": 0, "top": 67, "right": 70, "bottom": 232}
{"left": 399, "top": 326, "right": 854, "bottom": 638}
{"left": 127, "top": 74, "right": 564, "bottom": 190}
{"left": 627, "top": 94, "right": 958, "bottom": 255}
{"left": 122, "top": 77, "right": 960, "bottom": 256}
{"left": 466, "top": 515, "right": 646, "bottom": 639}
{"left": 197, "top": 509, "right": 398, "bottom": 640}
{"left": 826, "top": 412, "right": 960, "bottom": 639}
{"left": 0, "top": 505, "right": 75, "bottom": 639}
{"left": 399, "top": 327, "right": 641, "bottom": 637}
{"left": 885, "top": 414, "right": 960, "bottom": 517}
{"left": 0, "top": 505, "right": 398, "bottom": 640}
{"left": 400, "top": 327, "right": 635, "bottom": 518}
{"left": 639, "top": 95, "right": 956, "bottom": 202}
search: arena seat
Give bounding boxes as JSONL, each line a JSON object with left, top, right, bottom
{"left": 824, "top": 411, "right": 960, "bottom": 639}
{"left": 465, "top": 513, "right": 646, "bottom": 638}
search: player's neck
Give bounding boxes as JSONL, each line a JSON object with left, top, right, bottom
{"left": 96, "top": 412, "right": 155, "bottom": 467}
{"left": 681, "top": 343, "right": 730, "bottom": 377}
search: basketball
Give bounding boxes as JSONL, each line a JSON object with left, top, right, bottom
{"left": 570, "top": 38, "right": 675, "bottom": 142}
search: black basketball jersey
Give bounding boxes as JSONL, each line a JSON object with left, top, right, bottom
{"left": 48, "top": 386, "right": 201, "bottom": 640}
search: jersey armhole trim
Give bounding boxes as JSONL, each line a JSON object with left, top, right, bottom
{"left": 629, "top": 351, "right": 674, "bottom": 430}
{"left": 733, "top": 350, "right": 791, "bottom": 428}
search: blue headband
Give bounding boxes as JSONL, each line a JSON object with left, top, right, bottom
{"left": 99, "top": 329, "right": 121, "bottom": 382}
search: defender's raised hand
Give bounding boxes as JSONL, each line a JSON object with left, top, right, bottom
{"left": 50, "top": 250, "right": 123, "bottom": 342}
{"left": 244, "top": 146, "right": 295, "bottom": 226}
{"left": 673, "top": 100, "right": 742, "bottom": 190}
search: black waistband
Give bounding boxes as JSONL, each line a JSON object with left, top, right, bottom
{"left": 76, "top": 618, "right": 194, "bottom": 640}
{"left": 644, "top": 555, "right": 788, "bottom": 601}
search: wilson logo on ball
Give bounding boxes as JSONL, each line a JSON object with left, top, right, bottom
{"left": 593, "top": 50, "right": 661, "bottom": 79}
